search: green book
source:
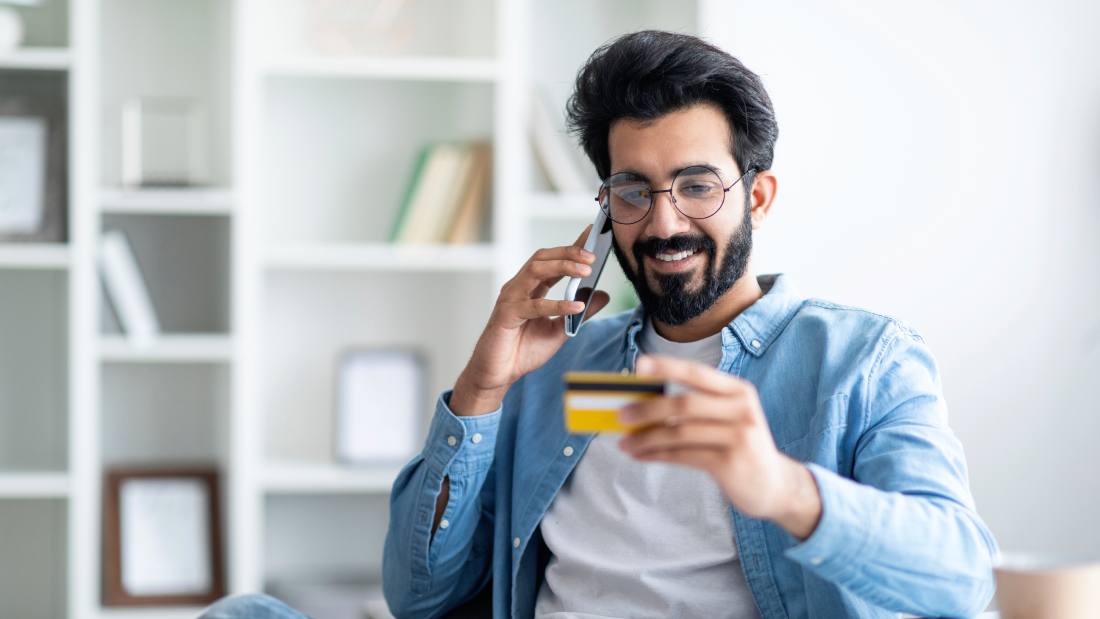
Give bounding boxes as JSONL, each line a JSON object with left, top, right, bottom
{"left": 389, "top": 144, "right": 435, "bottom": 242}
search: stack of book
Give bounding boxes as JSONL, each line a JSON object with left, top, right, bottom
{"left": 389, "top": 141, "right": 491, "bottom": 244}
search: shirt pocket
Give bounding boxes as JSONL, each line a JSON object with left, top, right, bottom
{"left": 777, "top": 393, "right": 851, "bottom": 475}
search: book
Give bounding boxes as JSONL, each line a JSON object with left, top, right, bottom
{"left": 530, "top": 89, "right": 592, "bottom": 192}
{"left": 99, "top": 230, "right": 160, "bottom": 345}
{"left": 445, "top": 142, "right": 491, "bottom": 244}
{"left": 393, "top": 142, "right": 469, "bottom": 244}
{"left": 388, "top": 144, "right": 432, "bottom": 242}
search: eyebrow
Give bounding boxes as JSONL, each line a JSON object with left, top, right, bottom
{"left": 610, "top": 162, "right": 721, "bottom": 181}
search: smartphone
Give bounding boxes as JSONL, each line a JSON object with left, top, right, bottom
{"left": 564, "top": 208, "right": 614, "bottom": 337}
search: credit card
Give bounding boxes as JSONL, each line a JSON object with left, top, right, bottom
{"left": 563, "top": 371, "right": 666, "bottom": 433}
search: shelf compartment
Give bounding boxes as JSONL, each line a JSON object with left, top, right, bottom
{"left": 256, "top": 0, "right": 495, "bottom": 61}
{"left": 0, "top": 270, "right": 68, "bottom": 472}
{"left": 100, "top": 188, "right": 235, "bottom": 216}
{"left": 263, "top": 494, "right": 389, "bottom": 587}
{"left": 100, "top": 214, "right": 231, "bottom": 335}
{"left": 0, "top": 498, "right": 67, "bottom": 619}
{"left": 260, "top": 78, "right": 493, "bottom": 245}
{"left": 260, "top": 271, "right": 492, "bottom": 464}
{"left": 101, "top": 364, "right": 229, "bottom": 467}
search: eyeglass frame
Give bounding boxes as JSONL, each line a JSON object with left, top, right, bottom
{"left": 594, "top": 164, "right": 757, "bottom": 224}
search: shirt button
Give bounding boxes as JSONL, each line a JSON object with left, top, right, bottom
{"left": 471, "top": 432, "right": 482, "bottom": 444}
{"left": 439, "top": 519, "right": 450, "bottom": 529}
{"left": 810, "top": 556, "right": 824, "bottom": 566}
{"left": 751, "top": 339, "right": 762, "bottom": 349}
{"left": 513, "top": 537, "right": 521, "bottom": 548}
{"left": 446, "top": 435, "right": 457, "bottom": 447}
{"left": 562, "top": 446, "right": 574, "bottom": 457}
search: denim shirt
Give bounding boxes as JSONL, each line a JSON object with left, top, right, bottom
{"left": 383, "top": 273, "right": 998, "bottom": 619}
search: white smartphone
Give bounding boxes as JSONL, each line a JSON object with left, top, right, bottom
{"left": 564, "top": 208, "right": 614, "bottom": 337}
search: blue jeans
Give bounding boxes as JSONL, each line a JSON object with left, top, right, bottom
{"left": 199, "top": 594, "right": 308, "bottom": 618}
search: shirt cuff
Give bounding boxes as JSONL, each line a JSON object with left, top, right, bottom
{"left": 783, "top": 463, "right": 871, "bottom": 578}
{"left": 423, "top": 389, "right": 502, "bottom": 478}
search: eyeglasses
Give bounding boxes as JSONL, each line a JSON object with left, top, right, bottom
{"left": 595, "top": 165, "right": 755, "bottom": 225}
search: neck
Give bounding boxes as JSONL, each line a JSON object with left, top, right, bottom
{"left": 651, "top": 269, "right": 764, "bottom": 343}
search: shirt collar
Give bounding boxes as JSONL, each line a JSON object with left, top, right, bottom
{"left": 623, "top": 273, "right": 804, "bottom": 358}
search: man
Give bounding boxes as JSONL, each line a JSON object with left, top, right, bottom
{"left": 204, "top": 30, "right": 996, "bottom": 619}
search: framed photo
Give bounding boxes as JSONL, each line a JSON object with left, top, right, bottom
{"left": 0, "top": 71, "right": 67, "bottom": 242}
{"left": 335, "top": 348, "right": 425, "bottom": 465}
{"left": 102, "top": 468, "right": 225, "bottom": 606}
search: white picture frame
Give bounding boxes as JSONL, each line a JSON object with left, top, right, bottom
{"left": 335, "top": 348, "right": 424, "bottom": 465}
{"left": 0, "top": 116, "right": 47, "bottom": 235}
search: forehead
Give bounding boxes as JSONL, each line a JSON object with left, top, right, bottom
{"left": 608, "top": 103, "right": 735, "bottom": 177}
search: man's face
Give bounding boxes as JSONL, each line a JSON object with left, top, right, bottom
{"left": 607, "top": 103, "right": 754, "bottom": 326}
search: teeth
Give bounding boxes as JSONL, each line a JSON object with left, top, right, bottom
{"left": 656, "top": 249, "right": 697, "bottom": 262}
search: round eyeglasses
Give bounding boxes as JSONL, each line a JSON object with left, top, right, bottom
{"left": 595, "top": 165, "right": 755, "bottom": 225}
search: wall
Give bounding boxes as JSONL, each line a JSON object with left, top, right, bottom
{"left": 719, "top": 0, "right": 1100, "bottom": 557}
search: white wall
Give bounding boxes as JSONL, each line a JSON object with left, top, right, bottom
{"left": 718, "top": 0, "right": 1100, "bottom": 557}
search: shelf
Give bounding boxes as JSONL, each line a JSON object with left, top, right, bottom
{"left": 99, "top": 334, "right": 233, "bottom": 364}
{"left": 262, "top": 55, "right": 499, "bottom": 83}
{"left": 100, "top": 188, "right": 235, "bottom": 216}
{"left": 0, "top": 47, "right": 71, "bottom": 71}
{"left": 97, "top": 606, "right": 209, "bottom": 619}
{"left": 264, "top": 243, "right": 496, "bottom": 272}
{"left": 0, "top": 472, "right": 69, "bottom": 498}
{"left": 262, "top": 463, "right": 402, "bottom": 495}
{"left": 0, "top": 244, "right": 70, "bottom": 270}
{"left": 528, "top": 191, "right": 601, "bottom": 220}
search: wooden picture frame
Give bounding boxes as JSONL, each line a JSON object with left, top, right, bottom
{"left": 102, "top": 468, "right": 225, "bottom": 606}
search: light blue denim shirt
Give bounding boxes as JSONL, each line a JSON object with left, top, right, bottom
{"left": 383, "top": 273, "right": 998, "bottom": 618}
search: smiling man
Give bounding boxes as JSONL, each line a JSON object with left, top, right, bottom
{"left": 200, "top": 29, "right": 997, "bottom": 619}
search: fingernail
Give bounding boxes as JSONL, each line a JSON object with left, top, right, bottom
{"left": 635, "top": 355, "right": 650, "bottom": 373}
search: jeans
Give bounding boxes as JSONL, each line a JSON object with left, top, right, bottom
{"left": 199, "top": 594, "right": 309, "bottom": 619}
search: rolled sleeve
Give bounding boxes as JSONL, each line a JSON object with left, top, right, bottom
{"left": 383, "top": 390, "right": 502, "bottom": 612}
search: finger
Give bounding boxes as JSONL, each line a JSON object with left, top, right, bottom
{"left": 634, "top": 353, "right": 746, "bottom": 395}
{"left": 619, "top": 391, "right": 746, "bottom": 427}
{"left": 512, "top": 298, "right": 586, "bottom": 321}
{"left": 502, "top": 256, "right": 592, "bottom": 301}
{"left": 530, "top": 241, "right": 595, "bottom": 266}
{"left": 571, "top": 224, "right": 593, "bottom": 248}
{"left": 619, "top": 419, "right": 739, "bottom": 455}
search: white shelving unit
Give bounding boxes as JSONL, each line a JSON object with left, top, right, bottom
{"left": 0, "top": 1, "right": 729, "bottom": 616}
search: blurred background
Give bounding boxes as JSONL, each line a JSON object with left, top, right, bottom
{"left": 0, "top": 0, "right": 1096, "bottom": 617}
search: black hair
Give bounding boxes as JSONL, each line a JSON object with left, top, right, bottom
{"left": 566, "top": 30, "right": 778, "bottom": 181}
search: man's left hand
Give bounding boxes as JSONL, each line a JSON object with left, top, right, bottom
{"left": 617, "top": 354, "right": 823, "bottom": 539}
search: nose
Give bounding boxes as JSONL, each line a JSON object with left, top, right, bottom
{"left": 642, "top": 190, "right": 693, "bottom": 239}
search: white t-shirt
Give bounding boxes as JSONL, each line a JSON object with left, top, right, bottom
{"left": 535, "top": 319, "right": 760, "bottom": 618}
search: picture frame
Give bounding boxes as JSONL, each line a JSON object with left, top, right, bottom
{"left": 0, "top": 70, "right": 68, "bottom": 242}
{"left": 102, "top": 468, "right": 225, "bottom": 606}
{"left": 334, "top": 348, "right": 425, "bottom": 465}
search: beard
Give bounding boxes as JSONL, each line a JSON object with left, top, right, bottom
{"left": 612, "top": 201, "right": 753, "bottom": 326}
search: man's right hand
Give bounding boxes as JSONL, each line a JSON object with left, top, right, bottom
{"left": 450, "top": 226, "right": 612, "bottom": 416}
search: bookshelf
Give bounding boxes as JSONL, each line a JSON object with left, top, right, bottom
{"left": 0, "top": 0, "right": 728, "bottom": 616}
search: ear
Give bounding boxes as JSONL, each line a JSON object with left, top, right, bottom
{"left": 748, "top": 170, "right": 778, "bottom": 230}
